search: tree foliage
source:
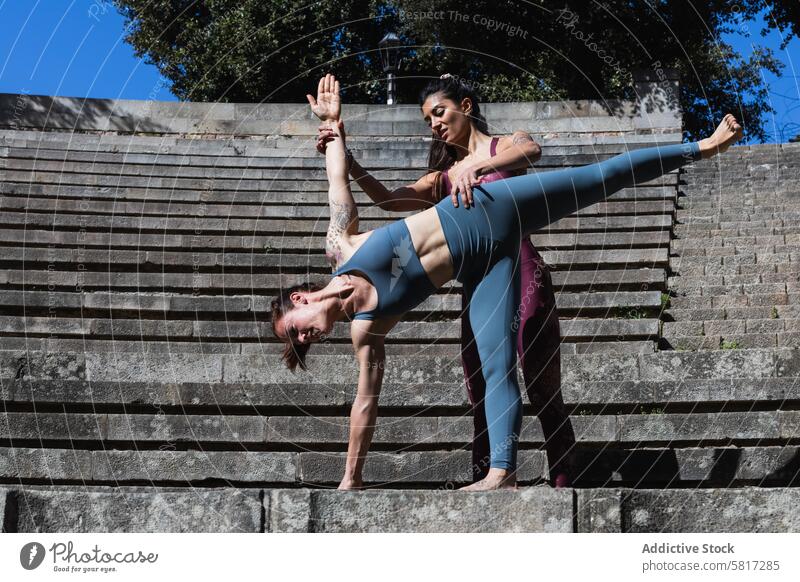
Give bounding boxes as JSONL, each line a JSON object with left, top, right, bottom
{"left": 114, "top": 0, "right": 796, "bottom": 141}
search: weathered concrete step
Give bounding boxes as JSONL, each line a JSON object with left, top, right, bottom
{"left": 672, "top": 236, "right": 797, "bottom": 250}
{"left": 0, "top": 125, "right": 684, "bottom": 147}
{"left": 0, "top": 226, "right": 671, "bottom": 251}
{"left": 0, "top": 142, "right": 683, "bottom": 172}
{"left": 0, "top": 267, "right": 668, "bottom": 293}
{"left": 3, "top": 411, "right": 795, "bottom": 446}
{"left": 679, "top": 202, "right": 800, "bottom": 212}
{"left": 668, "top": 278, "right": 792, "bottom": 293}
{"left": 0, "top": 336, "right": 655, "bottom": 355}
{"left": 0, "top": 181, "right": 677, "bottom": 204}
{"left": 4, "top": 153, "right": 677, "bottom": 176}
{"left": 0, "top": 196, "right": 674, "bottom": 224}
{"left": 6, "top": 483, "right": 800, "bottom": 533}
{"left": 661, "top": 333, "right": 800, "bottom": 350}
{"left": 2, "top": 445, "right": 799, "bottom": 489}
{"left": 4, "top": 484, "right": 800, "bottom": 532}
{"left": 573, "top": 445, "right": 800, "bottom": 486}
{"left": 677, "top": 211, "right": 800, "bottom": 222}
{"left": 676, "top": 219, "right": 787, "bottom": 230}
{"left": 4, "top": 376, "right": 796, "bottom": 408}
{"left": 670, "top": 265, "right": 800, "bottom": 280}
{"left": 0, "top": 446, "right": 547, "bottom": 486}
{"left": 0, "top": 209, "right": 674, "bottom": 234}
{"left": 667, "top": 294, "right": 800, "bottom": 310}
{"left": 0, "top": 246, "right": 669, "bottom": 272}
{"left": 0, "top": 168, "right": 679, "bottom": 202}
{"left": 2, "top": 485, "right": 576, "bottom": 532}
{"left": 614, "top": 488, "right": 800, "bottom": 532}
{"left": 0, "top": 289, "right": 663, "bottom": 317}
{"left": 663, "top": 318, "right": 800, "bottom": 337}
{"left": 0, "top": 104, "right": 673, "bottom": 135}
{"left": 0, "top": 314, "right": 658, "bottom": 343}
{"left": 5, "top": 144, "right": 690, "bottom": 170}
{"left": 668, "top": 305, "right": 800, "bottom": 321}
{"left": 3, "top": 347, "right": 797, "bottom": 385}
{"left": 674, "top": 225, "right": 800, "bottom": 237}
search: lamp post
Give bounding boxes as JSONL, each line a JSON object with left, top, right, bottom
{"left": 378, "top": 32, "right": 401, "bottom": 105}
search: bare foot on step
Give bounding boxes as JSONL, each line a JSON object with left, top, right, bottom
{"left": 459, "top": 468, "right": 517, "bottom": 491}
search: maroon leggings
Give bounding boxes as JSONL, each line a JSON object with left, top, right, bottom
{"left": 460, "top": 238, "right": 575, "bottom": 483}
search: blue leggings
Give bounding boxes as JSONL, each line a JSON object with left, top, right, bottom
{"left": 433, "top": 141, "right": 701, "bottom": 470}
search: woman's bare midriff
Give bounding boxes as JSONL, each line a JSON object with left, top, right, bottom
{"left": 403, "top": 207, "right": 454, "bottom": 288}
{"left": 343, "top": 208, "right": 453, "bottom": 293}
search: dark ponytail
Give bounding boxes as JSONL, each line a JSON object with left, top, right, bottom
{"left": 419, "top": 75, "right": 490, "bottom": 173}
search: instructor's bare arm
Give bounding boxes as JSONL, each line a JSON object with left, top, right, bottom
{"left": 317, "top": 125, "right": 441, "bottom": 212}
{"left": 349, "top": 160, "right": 441, "bottom": 212}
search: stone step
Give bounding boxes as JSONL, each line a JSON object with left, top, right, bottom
{"left": 0, "top": 314, "right": 659, "bottom": 343}
{"left": 671, "top": 247, "right": 800, "bottom": 260}
{"left": 3, "top": 484, "right": 799, "bottom": 532}
{"left": 3, "top": 376, "right": 796, "bottom": 408}
{"left": 21, "top": 410, "right": 799, "bottom": 446}
{"left": 674, "top": 225, "right": 800, "bottom": 237}
{"left": 677, "top": 210, "right": 800, "bottom": 222}
{"left": 0, "top": 266, "right": 667, "bottom": 293}
{"left": 3, "top": 151, "right": 680, "bottom": 175}
{"left": 0, "top": 191, "right": 676, "bottom": 219}
{"left": 668, "top": 305, "right": 800, "bottom": 321}
{"left": 0, "top": 447, "right": 545, "bottom": 485}
{"left": 0, "top": 289, "right": 663, "bottom": 317}
{"left": 0, "top": 168, "right": 680, "bottom": 201}
{"left": 0, "top": 246, "right": 669, "bottom": 272}
{"left": 0, "top": 126, "right": 685, "bottom": 148}
{"left": 0, "top": 336, "right": 656, "bottom": 355}
{"left": 668, "top": 278, "right": 791, "bottom": 294}
{"left": 2, "top": 445, "right": 799, "bottom": 490}
{"left": 4, "top": 142, "right": 693, "bottom": 166}
{"left": 0, "top": 226, "right": 671, "bottom": 252}
{"left": 0, "top": 209, "right": 675, "bottom": 234}
{"left": 660, "top": 333, "right": 800, "bottom": 350}
{"left": 0, "top": 140, "right": 686, "bottom": 170}
{"left": 0, "top": 182, "right": 677, "bottom": 205}
{"left": 672, "top": 236, "right": 795, "bottom": 249}
{"left": 663, "top": 318, "right": 799, "bottom": 336}
{"left": 679, "top": 202, "right": 800, "bottom": 212}
{"left": 0, "top": 109, "right": 674, "bottom": 136}
{"left": 2, "top": 347, "right": 796, "bottom": 385}
{"left": 0, "top": 485, "right": 572, "bottom": 532}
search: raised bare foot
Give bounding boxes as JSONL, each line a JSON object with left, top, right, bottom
{"left": 698, "top": 114, "right": 744, "bottom": 159}
{"left": 459, "top": 468, "right": 517, "bottom": 491}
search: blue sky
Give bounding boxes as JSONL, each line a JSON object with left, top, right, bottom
{"left": 0, "top": 1, "right": 797, "bottom": 142}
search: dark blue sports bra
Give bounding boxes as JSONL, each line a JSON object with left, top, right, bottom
{"left": 332, "top": 220, "right": 437, "bottom": 321}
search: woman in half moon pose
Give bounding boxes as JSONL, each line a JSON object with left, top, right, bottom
{"left": 271, "top": 74, "right": 744, "bottom": 491}
{"left": 314, "top": 73, "right": 575, "bottom": 488}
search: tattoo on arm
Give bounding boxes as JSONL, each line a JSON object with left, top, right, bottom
{"left": 512, "top": 133, "right": 535, "bottom": 145}
{"left": 325, "top": 200, "right": 357, "bottom": 270}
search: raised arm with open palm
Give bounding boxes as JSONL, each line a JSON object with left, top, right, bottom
{"left": 306, "top": 73, "right": 341, "bottom": 122}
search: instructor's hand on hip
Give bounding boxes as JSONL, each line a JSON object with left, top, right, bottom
{"left": 451, "top": 165, "right": 483, "bottom": 208}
